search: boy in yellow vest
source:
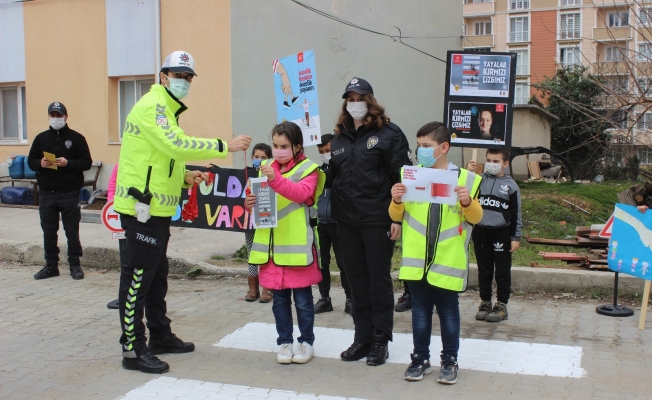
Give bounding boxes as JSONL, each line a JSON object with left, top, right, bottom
{"left": 390, "top": 121, "right": 483, "bottom": 384}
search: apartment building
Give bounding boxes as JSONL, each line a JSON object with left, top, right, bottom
{"left": 463, "top": 0, "right": 652, "bottom": 162}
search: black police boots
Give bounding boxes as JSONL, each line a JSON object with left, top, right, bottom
{"left": 148, "top": 334, "right": 195, "bottom": 355}
{"left": 340, "top": 342, "right": 371, "bottom": 361}
{"left": 122, "top": 352, "right": 169, "bottom": 374}
{"left": 34, "top": 266, "right": 59, "bottom": 280}
{"left": 366, "top": 330, "right": 389, "bottom": 366}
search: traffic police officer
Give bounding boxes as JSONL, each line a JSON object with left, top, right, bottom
{"left": 114, "top": 51, "right": 251, "bottom": 373}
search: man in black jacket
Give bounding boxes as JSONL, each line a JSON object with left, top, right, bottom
{"left": 28, "top": 102, "right": 92, "bottom": 280}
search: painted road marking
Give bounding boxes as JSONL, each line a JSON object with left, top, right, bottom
{"left": 117, "top": 376, "right": 363, "bottom": 399}
{"left": 214, "top": 322, "right": 585, "bottom": 378}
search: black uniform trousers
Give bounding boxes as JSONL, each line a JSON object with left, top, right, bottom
{"left": 118, "top": 214, "right": 173, "bottom": 357}
{"left": 472, "top": 226, "right": 512, "bottom": 304}
{"left": 39, "top": 190, "right": 83, "bottom": 268}
{"left": 337, "top": 222, "right": 395, "bottom": 343}
{"left": 317, "top": 223, "right": 351, "bottom": 299}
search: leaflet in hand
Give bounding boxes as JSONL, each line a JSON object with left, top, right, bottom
{"left": 43, "top": 151, "right": 58, "bottom": 170}
{"left": 250, "top": 177, "right": 278, "bottom": 228}
{"left": 401, "top": 166, "right": 458, "bottom": 205}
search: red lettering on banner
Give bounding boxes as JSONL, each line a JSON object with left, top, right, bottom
{"left": 231, "top": 205, "right": 245, "bottom": 229}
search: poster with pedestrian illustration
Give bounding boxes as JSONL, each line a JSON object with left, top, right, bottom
{"left": 272, "top": 49, "right": 321, "bottom": 147}
{"left": 608, "top": 203, "right": 652, "bottom": 280}
{"left": 444, "top": 50, "right": 516, "bottom": 149}
{"left": 250, "top": 177, "right": 278, "bottom": 229}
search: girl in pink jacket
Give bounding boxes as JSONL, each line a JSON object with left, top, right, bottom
{"left": 245, "top": 122, "right": 322, "bottom": 365}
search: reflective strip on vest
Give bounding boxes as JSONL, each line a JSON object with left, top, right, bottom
{"left": 404, "top": 210, "right": 427, "bottom": 236}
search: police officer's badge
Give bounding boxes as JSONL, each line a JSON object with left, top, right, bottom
{"left": 65, "top": 140, "right": 72, "bottom": 149}
{"left": 367, "top": 136, "right": 379, "bottom": 149}
{"left": 156, "top": 115, "right": 168, "bottom": 126}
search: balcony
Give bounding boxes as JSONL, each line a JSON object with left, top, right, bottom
{"left": 559, "top": 29, "right": 581, "bottom": 41}
{"left": 463, "top": 1, "right": 494, "bottom": 16}
{"left": 593, "top": 27, "right": 632, "bottom": 41}
{"left": 464, "top": 34, "right": 494, "bottom": 48}
{"left": 509, "top": 31, "right": 529, "bottom": 43}
{"left": 593, "top": 61, "right": 630, "bottom": 74}
{"left": 592, "top": 0, "right": 629, "bottom": 7}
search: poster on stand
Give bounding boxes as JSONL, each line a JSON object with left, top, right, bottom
{"left": 607, "top": 203, "right": 652, "bottom": 280}
{"left": 273, "top": 49, "right": 321, "bottom": 146}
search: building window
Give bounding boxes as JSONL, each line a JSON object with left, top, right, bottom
{"left": 637, "top": 113, "right": 652, "bottom": 130}
{"left": 561, "top": 0, "right": 581, "bottom": 6}
{"left": 637, "top": 146, "right": 652, "bottom": 164}
{"left": 510, "top": 0, "right": 529, "bottom": 10}
{"left": 607, "top": 109, "right": 628, "bottom": 129}
{"left": 604, "top": 45, "right": 626, "bottom": 62}
{"left": 637, "top": 78, "right": 651, "bottom": 95}
{"left": 510, "top": 49, "right": 530, "bottom": 75}
{"left": 640, "top": 7, "right": 652, "bottom": 26}
{"left": 119, "top": 78, "right": 154, "bottom": 139}
{"left": 605, "top": 76, "right": 629, "bottom": 92}
{"left": 560, "top": 13, "right": 581, "bottom": 39}
{"left": 0, "top": 86, "right": 27, "bottom": 142}
{"left": 608, "top": 11, "right": 629, "bottom": 27}
{"left": 509, "top": 17, "right": 529, "bottom": 42}
{"left": 638, "top": 43, "right": 652, "bottom": 61}
{"left": 515, "top": 81, "right": 529, "bottom": 104}
{"left": 474, "top": 21, "right": 492, "bottom": 35}
{"left": 560, "top": 47, "right": 581, "bottom": 67}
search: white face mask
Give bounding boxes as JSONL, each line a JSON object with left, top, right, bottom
{"left": 485, "top": 162, "right": 504, "bottom": 176}
{"left": 50, "top": 117, "right": 66, "bottom": 131}
{"left": 320, "top": 153, "right": 331, "bottom": 165}
{"left": 165, "top": 76, "right": 191, "bottom": 99}
{"left": 346, "top": 101, "right": 368, "bottom": 120}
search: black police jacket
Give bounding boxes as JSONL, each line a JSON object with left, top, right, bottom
{"left": 328, "top": 122, "right": 412, "bottom": 227}
{"left": 27, "top": 125, "right": 92, "bottom": 192}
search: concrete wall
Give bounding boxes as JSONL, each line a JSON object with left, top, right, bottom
{"left": 230, "top": 0, "right": 464, "bottom": 167}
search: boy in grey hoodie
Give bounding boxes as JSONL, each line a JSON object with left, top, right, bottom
{"left": 467, "top": 148, "right": 522, "bottom": 322}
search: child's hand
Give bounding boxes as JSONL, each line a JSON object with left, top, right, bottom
{"left": 390, "top": 223, "right": 402, "bottom": 240}
{"left": 510, "top": 241, "right": 520, "bottom": 253}
{"left": 245, "top": 192, "right": 257, "bottom": 210}
{"left": 391, "top": 183, "right": 406, "bottom": 203}
{"left": 467, "top": 160, "right": 477, "bottom": 172}
{"left": 260, "top": 165, "right": 276, "bottom": 181}
{"left": 638, "top": 205, "right": 648, "bottom": 214}
{"left": 455, "top": 186, "right": 471, "bottom": 207}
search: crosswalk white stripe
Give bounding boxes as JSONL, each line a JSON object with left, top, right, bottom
{"left": 214, "top": 322, "right": 585, "bottom": 378}
{"left": 117, "top": 376, "right": 364, "bottom": 400}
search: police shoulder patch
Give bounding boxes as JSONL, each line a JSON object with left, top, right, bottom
{"left": 367, "top": 136, "right": 379, "bottom": 149}
{"left": 156, "top": 115, "right": 168, "bottom": 126}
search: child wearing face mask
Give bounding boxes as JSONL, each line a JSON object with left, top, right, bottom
{"left": 467, "top": 149, "right": 522, "bottom": 323}
{"left": 314, "top": 134, "right": 352, "bottom": 315}
{"left": 245, "top": 122, "right": 325, "bottom": 365}
{"left": 245, "top": 143, "right": 273, "bottom": 302}
{"left": 390, "top": 122, "right": 482, "bottom": 385}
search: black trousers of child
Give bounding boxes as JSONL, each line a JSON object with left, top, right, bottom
{"left": 118, "top": 214, "right": 173, "bottom": 358}
{"left": 472, "top": 226, "right": 512, "bottom": 304}
{"left": 317, "top": 222, "right": 351, "bottom": 299}
{"left": 337, "top": 222, "right": 395, "bottom": 343}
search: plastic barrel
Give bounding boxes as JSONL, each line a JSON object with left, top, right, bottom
{"left": 8, "top": 156, "right": 25, "bottom": 179}
{"left": 23, "top": 157, "right": 36, "bottom": 179}
{"left": 1, "top": 186, "right": 34, "bottom": 205}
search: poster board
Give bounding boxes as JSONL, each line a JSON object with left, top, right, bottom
{"left": 249, "top": 177, "right": 278, "bottom": 228}
{"left": 401, "top": 166, "right": 458, "bottom": 205}
{"left": 171, "top": 166, "right": 254, "bottom": 232}
{"left": 444, "top": 51, "right": 517, "bottom": 149}
{"left": 273, "top": 49, "right": 321, "bottom": 147}
{"left": 607, "top": 204, "right": 652, "bottom": 279}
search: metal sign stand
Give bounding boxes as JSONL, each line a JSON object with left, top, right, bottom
{"left": 596, "top": 272, "right": 634, "bottom": 317}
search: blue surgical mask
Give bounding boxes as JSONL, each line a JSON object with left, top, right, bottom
{"left": 416, "top": 144, "right": 443, "bottom": 168}
{"left": 165, "top": 77, "right": 190, "bottom": 99}
{"left": 252, "top": 159, "right": 262, "bottom": 169}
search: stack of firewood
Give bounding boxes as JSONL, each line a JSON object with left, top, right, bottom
{"left": 618, "top": 182, "right": 652, "bottom": 207}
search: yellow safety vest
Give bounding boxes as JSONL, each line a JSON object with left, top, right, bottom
{"left": 248, "top": 158, "right": 325, "bottom": 266}
{"left": 398, "top": 168, "right": 482, "bottom": 292}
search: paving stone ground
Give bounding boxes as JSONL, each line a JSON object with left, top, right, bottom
{"left": 1, "top": 263, "right": 651, "bottom": 400}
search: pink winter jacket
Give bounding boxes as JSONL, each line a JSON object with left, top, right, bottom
{"left": 257, "top": 156, "right": 322, "bottom": 290}
{"left": 107, "top": 163, "right": 118, "bottom": 203}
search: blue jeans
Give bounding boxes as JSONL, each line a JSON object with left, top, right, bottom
{"left": 408, "top": 279, "right": 460, "bottom": 362}
{"left": 272, "top": 287, "right": 315, "bottom": 346}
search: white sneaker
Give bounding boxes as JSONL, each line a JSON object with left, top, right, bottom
{"left": 291, "top": 342, "right": 314, "bottom": 364}
{"left": 277, "top": 343, "right": 294, "bottom": 364}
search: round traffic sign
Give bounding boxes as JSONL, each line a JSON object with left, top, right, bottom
{"left": 101, "top": 200, "right": 124, "bottom": 233}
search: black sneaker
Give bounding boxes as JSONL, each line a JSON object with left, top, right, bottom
{"left": 437, "top": 358, "right": 458, "bottom": 385}
{"left": 291, "top": 96, "right": 299, "bottom": 106}
{"left": 283, "top": 101, "right": 290, "bottom": 108}
{"left": 34, "top": 266, "right": 59, "bottom": 280}
{"left": 395, "top": 293, "right": 412, "bottom": 312}
{"left": 122, "top": 351, "right": 169, "bottom": 374}
{"left": 70, "top": 265, "right": 84, "bottom": 280}
{"left": 366, "top": 331, "right": 389, "bottom": 366}
{"left": 344, "top": 298, "right": 352, "bottom": 315}
{"left": 148, "top": 334, "right": 195, "bottom": 355}
{"left": 314, "top": 297, "right": 333, "bottom": 314}
{"left": 107, "top": 299, "right": 119, "bottom": 310}
{"left": 404, "top": 353, "right": 433, "bottom": 381}
{"left": 340, "top": 342, "right": 370, "bottom": 361}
